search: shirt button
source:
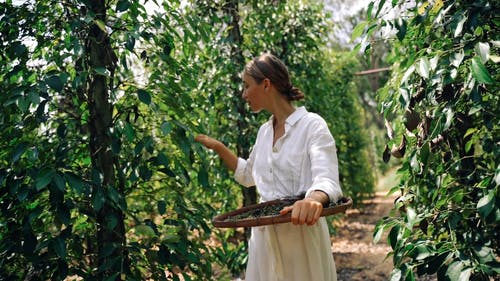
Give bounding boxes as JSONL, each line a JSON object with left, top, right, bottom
{"left": 269, "top": 168, "right": 273, "bottom": 173}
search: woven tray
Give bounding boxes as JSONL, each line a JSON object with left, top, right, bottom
{"left": 212, "top": 197, "right": 352, "bottom": 228}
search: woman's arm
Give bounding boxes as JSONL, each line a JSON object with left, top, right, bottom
{"left": 195, "top": 134, "right": 238, "bottom": 172}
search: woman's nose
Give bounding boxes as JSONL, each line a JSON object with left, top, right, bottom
{"left": 241, "top": 89, "right": 247, "bottom": 98}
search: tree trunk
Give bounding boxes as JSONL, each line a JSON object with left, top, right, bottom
{"left": 85, "top": 1, "right": 127, "bottom": 279}
{"left": 224, "top": 0, "right": 258, "bottom": 239}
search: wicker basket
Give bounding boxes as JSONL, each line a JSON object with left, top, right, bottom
{"left": 212, "top": 197, "right": 352, "bottom": 228}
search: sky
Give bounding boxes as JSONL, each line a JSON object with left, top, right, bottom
{"left": 323, "top": 0, "right": 367, "bottom": 47}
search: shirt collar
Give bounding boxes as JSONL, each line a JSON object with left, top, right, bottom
{"left": 286, "top": 106, "right": 308, "bottom": 127}
{"left": 267, "top": 106, "right": 308, "bottom": 128}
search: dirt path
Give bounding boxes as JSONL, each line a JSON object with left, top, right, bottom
{"left": 332, "top": 190, "right": 438, "bottom": 281}
{"left": 332, "top": 191, "right": 396, "bottom": 280}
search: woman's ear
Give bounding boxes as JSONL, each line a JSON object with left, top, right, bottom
{"left": 263, "top": 78, "right": 271, "bottom": 91}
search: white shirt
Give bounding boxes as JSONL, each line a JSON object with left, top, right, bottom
{"left": 234, "top": 106, "right": 342, "bottom": 203}
{"left": 233, "top": 106, "right": 341, "bottom": 281}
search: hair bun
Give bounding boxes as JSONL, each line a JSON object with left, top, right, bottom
{"left": 288, "top": 86, "right": 305, "bottom": 101}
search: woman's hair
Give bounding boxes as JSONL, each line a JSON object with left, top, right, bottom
{"left": 244, "top": 53, "right": 305, "bottom": 101}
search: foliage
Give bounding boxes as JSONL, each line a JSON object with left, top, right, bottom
{"left": 304, "top": 51, "right": 375, "bottom": 203}
{"left": 0, "top": 0, "right": 215, "bottom": 279}
{"left": 356, "top": 0, "right": 499, "bottom": 280}
{"left": 240, "top": 0, "right": 376, "bottom": 204}
{"left": 0, "top": 0, "right": 377, "bottom": 280}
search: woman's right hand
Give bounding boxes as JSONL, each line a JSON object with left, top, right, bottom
{"left": 195, "top": 134, "right": 220, "bottom": 150}
{"left": 195, "top": 134, "right": 238, "bottom": 171}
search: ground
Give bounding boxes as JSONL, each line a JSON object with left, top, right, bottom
{"left": 333, "top": 191, "right": 396, "bottom": 281}
{"left": 332, "top": 170, "right": 438, "bottom": 281}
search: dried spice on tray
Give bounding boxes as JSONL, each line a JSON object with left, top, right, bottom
{"left": 212, "top": 196, "right": 352, "bottom": 228}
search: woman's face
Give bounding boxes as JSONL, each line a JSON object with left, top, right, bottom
{"left": 242, "top": 73, "right": 267, "bottom": 113}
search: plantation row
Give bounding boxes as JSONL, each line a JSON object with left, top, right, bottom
{"left": 0, "top": 0, "right": 497, "bottom": 280}
{"left": 0, "top": 0, "right": 376, "bottom": 280}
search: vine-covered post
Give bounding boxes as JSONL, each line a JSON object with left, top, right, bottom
{"left": 224, "top": 0, "right": 258, "bottom": 217}
{"left": 85, "top": 0, "right": 127, "bottom": 278}
{"left": 355, "top": 0, "right": 499, "bottom": 279}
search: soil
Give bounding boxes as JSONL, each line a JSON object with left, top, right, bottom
{"left": 332, "top": 191, "right": 437, "bottom": 281}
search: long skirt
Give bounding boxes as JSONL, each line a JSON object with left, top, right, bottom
{"left": 244, "top": 217, "right": 337, "bottom": 281}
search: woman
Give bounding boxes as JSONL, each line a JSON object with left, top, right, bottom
{"left": 195, "top": 53, "right": 342, "bottom": 281}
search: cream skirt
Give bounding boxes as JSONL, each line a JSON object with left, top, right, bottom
{"left": 244, "top": 217, "right": 337, "bottom": 281}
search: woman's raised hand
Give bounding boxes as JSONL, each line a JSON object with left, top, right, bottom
{"left": 195, "top": 134, "right": 238, "bottom": 171}
{"left": 195, "top": 134, "right": 220, "bottom": 150}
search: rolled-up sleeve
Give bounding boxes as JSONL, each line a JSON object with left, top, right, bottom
{"left": 305, "top": 122, "right": 343, "bottom": 203}
{"left": 234, "top": 149, "right": 255, "bottom": 188}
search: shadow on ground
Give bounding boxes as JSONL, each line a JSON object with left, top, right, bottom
{"left": 333, "top": 191, "right": 437, "bottom": 281}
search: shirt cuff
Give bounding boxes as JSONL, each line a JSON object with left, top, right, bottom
{"left": 305, "top": 185, "right": 343, "bottom": 203}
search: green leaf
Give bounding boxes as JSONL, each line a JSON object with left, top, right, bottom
{"left": 156, "top": 152, "right": 170, "bottom": 166}
{"left": 396, "top": 18, "right": 407, "bottom": 41}
{"left": 373, "top": 223, "right": 385, "bottom": 244}
{"left": 138, "top": 89, "right": 151, "bottom": 105}
{"left": 125, "top": 34, "right": 135, "bottom": 51}
{"left": 454, "top": 15, "right": 467, "bottom": 38}
{"left": 459, "top": 268, "right": 472, "bottom": 281}
{"left": 92, "top": 188, "right": 106, "bottom": 212}
{"left": 443, "top": 107, "right": 454, "bottom": 130}
{"left": 473, "top": 245, "right": 495, "bottom": 263}
{"left": 134, "top": 225, "right": 157, "bottom": 237}
{"left": 463, "top": 128, "right": 477, "bottom": 138}
{"left": 446, "top": 261, "right": 464, "bottom": 281}
{"left": 401, "top": 65, "right": 415, "bottom": 85}
{"left": 412, "top": 245, "right": 431, "bottom": 260}
{"left": 36, "top": 168, "right": 55, "bottom": 191}
{"left": 477, "top": 190, "right": 494, "bottom": 218}
{"left": 50, "top": 237, "right": 66, "bottom": 259}
{"left": 94, "top": 67, "right": 108, "bottom": 76}
{"left": 416, "top": 57, "right": 430, "bottom": 79}
{"left": 475, "top": 42, "right": 490, "bottom": 63}
{"left": 105, "top": 213, "right": 118, "bottom": 230}
{"left": 406, "top": 207, "right": 417, "bottom": 228}
{"left": 367, "top": 2, "right": 374, "bottom": 20}
{"left": 11, "top": 142, "right": 28, "bottom": 163}
{"left": 161, "top": 121, "right": 173, "bottom": 135}
{"left": 375, "top": 0, "right": 386, "bottom": 18}
{"left": 103, "top": 273, "right": 120, "bottom": 281}
{"left": 399, "top": 87, "right": 410, "bottom": 108}
{"left": 389, "top": 268, "right": 402, "bottom": 281}
{"left": 46, "top": 75, "right": 64, "bottom": 92}
{"left": 12, "top": 41, "right": 28, "bottom": 57}
{"left": 158, "top": 200, "right": 167, "bottom": 215}
{"left": 465, "top": 139, "right": 474, "bottom": 153}
{"left": 471, "top": 56, "right": 493, "bottom": 84}
{"left": 53, "top": 172, "right": 66, "bottom": 192}
{"left": 351, "top": 21, "right": 367, "bottom": 40}
{"left": 116, "top": 0, "right": 131, "bottom": 12}
{"left": 124, "top": 122, "right": 136, "bottom": 142}
{"left": 197, "top": 167, "right": 209, "bottom": 188}
{"left": 65, "top": 173, "right": 84, "bottom": 194}
{"left": 388, "top": 225, "right": 400, "bottom": 250}
{"left": 451, "top": 50, "right": 464, "bottom": 68}
{"left": 107, "top": 186, "right": 123, "bottom": 208}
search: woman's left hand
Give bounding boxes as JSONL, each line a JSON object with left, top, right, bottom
{"left": 280, "top": 198, "right": 323, "bottom": 226}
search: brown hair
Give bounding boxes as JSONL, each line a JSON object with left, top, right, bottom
{"left": 244, "top": 53, "right": 305, "bottom": 101}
